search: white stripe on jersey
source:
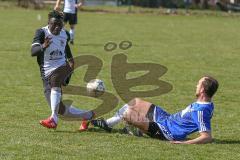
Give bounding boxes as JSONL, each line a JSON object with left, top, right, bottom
{"left": 198, "top": 111, "right": 206, "bottom": 131}
{"left": 158, "top": 124, "right": 174, "bottom": 141}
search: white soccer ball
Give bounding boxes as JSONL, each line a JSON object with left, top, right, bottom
{"left": 86, "top": 79, "right": 105, "bottom": 97}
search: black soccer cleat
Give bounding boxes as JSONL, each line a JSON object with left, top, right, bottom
{"left": 121, "top": 124, "right": 143, "bottom": 137}
{"left": 91, "top": 118, "right": 112, "bottom": 132}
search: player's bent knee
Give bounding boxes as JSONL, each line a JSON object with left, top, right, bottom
{"left": 128, "top": 98, "right": 143, "bottom": 107}
{"left": 51, "top": 87, "right": 61, "bottom": 92}
{"left": 123, "top": 109, "right": 132, "bottom": 123}
{"left": 50, "top": 82, "right": 62, "bottom": 88}
{"left": 123, "top": 108, "right": 139, "bottom": 124}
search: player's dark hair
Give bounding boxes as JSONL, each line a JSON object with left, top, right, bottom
{"left": 202, "top": 76, "right": 219, "bottom": 98}
{"left": 48, "top": 10, "right": 63, "bottom": 20}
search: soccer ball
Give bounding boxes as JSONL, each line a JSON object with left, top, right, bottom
{"left": 86, "top": 79, "right": 105, "bottom": 97}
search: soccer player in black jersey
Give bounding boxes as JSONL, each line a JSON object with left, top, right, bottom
{"left": 31, "top": 10, "right": 94, "bottom": 129}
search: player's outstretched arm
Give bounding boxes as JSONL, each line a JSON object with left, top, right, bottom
{"left": 170, "top": 131, "right": 212, "bottom": 144}
{"left": 54, "top": 0, "right": 62, "bottom": 11}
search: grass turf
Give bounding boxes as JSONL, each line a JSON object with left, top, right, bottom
{"left": 0, "top": 7, "right": 240, "bottom": 160}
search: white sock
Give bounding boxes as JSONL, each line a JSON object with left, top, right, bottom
{"left": 69, "top": 29, "right": 74, "bottom": 40}
{"left": 62, "top": 105, "right": 93, "bottom": 121}
{"left": 50, "top": 87, "right": 61, "bottom": 124}
{"left": 106, "top": 104, "right": 129, "bottom": 127}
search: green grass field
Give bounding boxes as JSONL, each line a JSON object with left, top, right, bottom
{"left": 0, "top": 6, "right": 240, "bottom": 160}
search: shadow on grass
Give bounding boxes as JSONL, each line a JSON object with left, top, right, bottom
{"left": 86, "top": 127, "right": 123, "bottom": 134}
{"left": 55, "top": 127, "right": 150, "bottom": 138}
{"left": 53, "top": 130, "right": 240, "bottom": 144}
{"left": 54, "top": 130, "right": 80, "bottom": 134}
{"left": 83, "top": 127, "right": 155, "bottom": 140}
{"left": 78, "top": 43, "right": 102, "bottom": 47}
{"left": 213, "top": 139, "right": 240, "bottom": 144}
{"left": 53, "top": 127, "right": 168, "bottom": 142}
{"left": 53, "top": 127, "right": 120, "bottom": 134}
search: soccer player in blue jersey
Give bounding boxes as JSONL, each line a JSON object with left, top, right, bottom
{"left": 91, "top": 76, "right": 219, "bottom": 144}
{"left": 31, "top": 10, "right": 94, "bottom": 129}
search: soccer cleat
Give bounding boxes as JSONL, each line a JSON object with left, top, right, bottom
{"left": 79, "top": 120, "right": 89, "bottom": 132}
{"left": 91, "top": 118, "right": 112, "bottom": 132}
{"left": 122, "top": 125, "right": 143, "bottom": 137}
{"left": 39, "top": 117, "right": 57, "bottom": 129}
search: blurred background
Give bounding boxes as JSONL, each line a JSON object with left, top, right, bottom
{"left": 4, "top": 0, "right": 240, "bottom": 13}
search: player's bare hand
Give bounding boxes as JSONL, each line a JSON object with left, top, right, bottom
{"left": 42, "top": 36, "right": 52, "bottom": 49}
{"left": 75, "top": 3, "right": 83, "bottom": 9}
{"left": 170, "top": 141, "right": 186, "bottom": 144}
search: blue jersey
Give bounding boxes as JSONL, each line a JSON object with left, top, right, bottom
{"left": 154, "top": 102, "right": 214, "bottom": 141}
